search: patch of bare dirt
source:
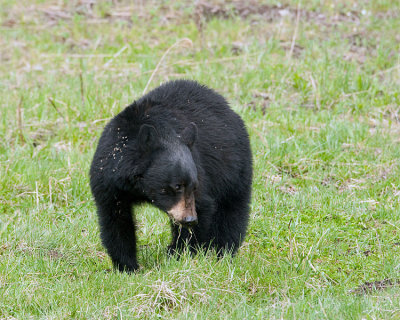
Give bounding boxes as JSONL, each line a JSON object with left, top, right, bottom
{"left": 280, "top": 42, "right": 304, "bottom": 58}
{"left": 278, "top": 184, "right": 297, "bottom": 195}
{"left": 363, "top": 250, "right": 372, "bottom": 257}
{"left": 321, "top": 176, "right": 339, "bottom": 188}
{"left": 338, "top": 178, "right": 367, "bottom": 192}
{"left": 40, "top": 6, "right": 74, "bottom": 21}
{"left": 245, "top": 91, "right": 271, "bottom": 115}
{"left": 342, "top": 31, "right": 378, "bottom": 64}
{"left": 351, "top": 279, "right": 400, "bottom": 295}
{"left": 5, "top": 0, "right": 392, "bottom": 33}
{"left": 16, "top": 241, "right": 36, "bottom": 255}
{"left": 38, "top": 0, "right": 96, "bottom": 21}
{"left": 0, "top": 244, "right": 10, "bottom": 255}
{"left": 194, "top": 0, "right": 360, "bottom": 25}
{"left": 1, "top": 18, "right": 18, "bottom": 27}
{"left": 47, "top": 249, "right": 64, "bottom": 260}
{"left": 376, "top": 10, "right": 400, "bottom": 20}
{"left": 195, "top": 0, "right": 289, "bottom": 21}
{"left": 30, "top": 127, "right": 55, "bottom": 147}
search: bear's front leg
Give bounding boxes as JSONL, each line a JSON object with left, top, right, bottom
{"left": 97, "top": 197, "right": 138, "bottom": 272}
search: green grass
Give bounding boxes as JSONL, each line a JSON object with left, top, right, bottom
{"left": 1, "top": 0, "right": 400, "bottom": 318}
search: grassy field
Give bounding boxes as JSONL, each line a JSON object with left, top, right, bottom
{"left": 1, "top": 0, "right": 400, "bottom": 318}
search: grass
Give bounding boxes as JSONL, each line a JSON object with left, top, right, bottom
{"left": 1, "top": 0, "right": 400, "bottom": 318}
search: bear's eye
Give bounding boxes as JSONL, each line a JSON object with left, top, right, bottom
{"left": 175, "top": 184, "right": 182, "bottom": 191}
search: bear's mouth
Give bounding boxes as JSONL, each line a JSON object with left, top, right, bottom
{"left": 167, "top": 194, "right": 198, "bottom": 228}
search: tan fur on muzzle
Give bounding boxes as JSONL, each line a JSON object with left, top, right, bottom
{"left": 167, "top": 194, "right": 197, "bottom": 223}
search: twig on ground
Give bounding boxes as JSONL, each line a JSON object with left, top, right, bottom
{"left": 41, "top": 53, "right": 117, "bottom": 58}
{"left": 309, "top": 74, "right": 320, "bottom": 110}
{"left": 48, "top": 97, "right": 66, "bottom": 121}
{"left": 79, "top": 72, "right": 85, "bottom": 106}
{"left": 288, "top": 0, "right": 301, "bottom": 60}
{"left": 376, "top": 63, "right": 400, "bottom": 75}
{"left": 35, "top": 181, "right": 39, "bottom": 210}
{"left": 194, "top": 0, "right": 205, "bottom": 50}
{"left": 143, "top": 38, "right": 193, "bottom": 94}
{"left": 17, "top": 96, "right": 25, "bottom": 143}
{"left": 49, "top": 178, "right": 52, "bottom": 206}
{"left": 103, "top": 45, "right": 128, "bottom": 68}
{"left": 326, "top": 89, "right": 370, "bottom": 109}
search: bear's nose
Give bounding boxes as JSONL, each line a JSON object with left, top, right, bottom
{"left": 181, "top": 216, "right": 198, "bottom": 227}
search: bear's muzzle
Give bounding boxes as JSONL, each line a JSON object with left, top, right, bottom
{"left": 167, "top": 194, "right": 198, "bottom": 227}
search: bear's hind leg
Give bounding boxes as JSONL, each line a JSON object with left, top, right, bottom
{"left": 213, "top": 198, "right": 250, "bottom": 256}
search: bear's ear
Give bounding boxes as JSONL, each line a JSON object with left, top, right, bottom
{"left": 180, "top": 122, "right": 198, "bottom": 149}
{"left": 138, "top": 124, "right": 159, "bottom": 152}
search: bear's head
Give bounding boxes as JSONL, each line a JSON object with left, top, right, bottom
{"left": 138, "top": 122, "right": 199, "bottom": 227}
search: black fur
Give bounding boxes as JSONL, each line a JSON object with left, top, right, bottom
{"left": 89, "top": 80, "right": 252, "bottom": 272}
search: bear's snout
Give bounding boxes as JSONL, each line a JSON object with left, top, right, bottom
{"left": 167, "top": 194, "right": 197, "bottom": 227}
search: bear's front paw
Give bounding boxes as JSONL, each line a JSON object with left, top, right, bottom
{"left": 114, "top": 261, "right": 140, "bottom": 273}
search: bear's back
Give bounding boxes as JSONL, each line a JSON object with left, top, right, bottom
{"left": 138, "top": 80, "right": 252, "bottom": 201}
{"left": 137, "top": 80, "right": 245, "bottom": 137}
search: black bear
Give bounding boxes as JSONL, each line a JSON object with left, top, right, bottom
{"left": 90, "top": 80, "right": 252, "bottom": 272}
